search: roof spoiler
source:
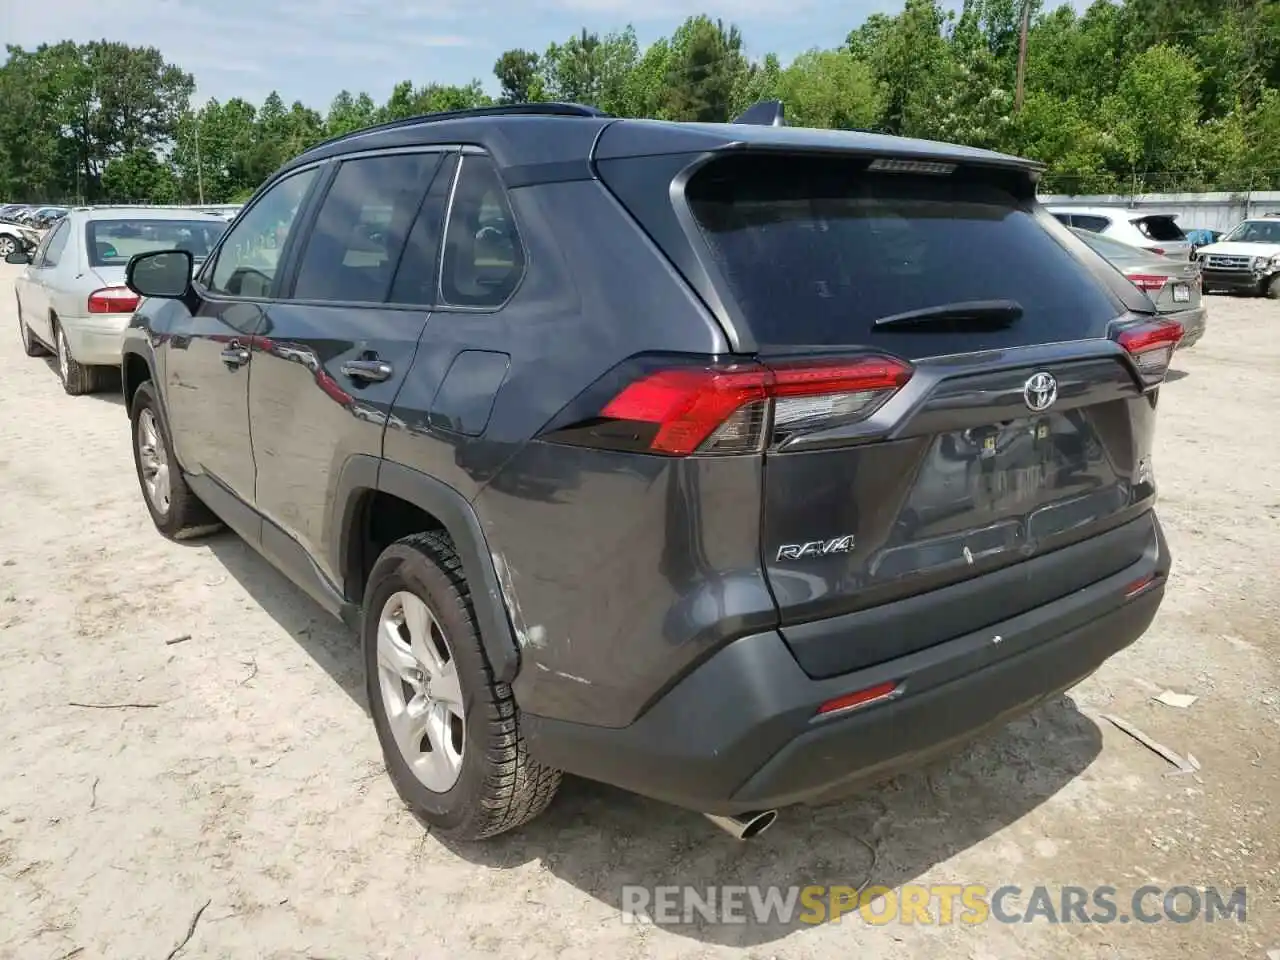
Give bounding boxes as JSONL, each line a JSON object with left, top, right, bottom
{"left": 733, "top": 100, "right": 785, "bottom": 127}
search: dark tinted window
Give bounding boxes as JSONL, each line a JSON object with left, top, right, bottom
{"left": 86, "top": 219, "right": 225, "bottom": 267}
{"left": 1072, "top": 215, "right": 1111, "bottom": 232}
{"left": 684, "top": 154, "right": 1121, "bottom": 352}
{"left": 293, "top": 152, "right": 442, "bottom": 304}
{"left": 1134, "top": 216, "right": 1185, "bottom": 241}
{"left": 439, "top": 155, "right": 524, "bottom": 308}
{"left": 1051, "top": 212, "right": 1072, "bottom": 226}
{"left": 388, "top": 155, "right": 455, "bottom": 306}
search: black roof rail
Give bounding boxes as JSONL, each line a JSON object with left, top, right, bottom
{"left": 303, "top": 102, "right": 612, "bottom": 154}
{"left": 733, "top": 100, "right": 786, "bottom": 127}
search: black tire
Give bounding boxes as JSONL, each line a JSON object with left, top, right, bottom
{"left": 363, "top": 531, "right": 560, "bottom": 840}
{"left": 129, "top": 380, "right": 222, "bottom": 540}
{"left": 1266, "top": 276, "right": 1280, "bottom": 300}
{"left": 53, "top": 320, "right": 101, "bottom": 396}
{"left": 15, "top": 294, "right": 46, "bottom": 357}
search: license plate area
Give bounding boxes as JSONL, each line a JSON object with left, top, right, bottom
{"left": 1173, "top": 283, "right": 1190, "bottom": 303}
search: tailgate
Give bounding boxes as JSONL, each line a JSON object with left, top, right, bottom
{"left": 674, "top": 150, "right": 1171, "bottom": 677}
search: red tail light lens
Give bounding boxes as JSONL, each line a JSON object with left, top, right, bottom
{"left": 816, "top": 680, "right": 903, "bottom": 717}
{"left": 556, "top": 355, "right": 913, "bottom": 457}
{"left": 87, "top": 287, "right": 140, "bottom": 314}
{"left": 1127, "top": 274, "right": 1167, "bottom": 294}
{"left": 1148, "top": 247, "right": 1165, "bottom": 256}
{"left": 1115, "top": 318, "right": 1183, "bottom": 386}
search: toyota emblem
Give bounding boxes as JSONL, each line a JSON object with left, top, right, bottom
{"left": 1023, "top": 372, "right": 1058, "bottom": 412}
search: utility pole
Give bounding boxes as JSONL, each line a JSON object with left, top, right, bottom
{"left": 1014, "top": 0, "right": 1031, "bottom": 113}
{"left": 195, "top": 120, "right": 205, "bottom": 205}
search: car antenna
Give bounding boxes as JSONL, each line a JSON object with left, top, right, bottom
{"left": 733, "top": 100, "right": 786, "bottom": 127}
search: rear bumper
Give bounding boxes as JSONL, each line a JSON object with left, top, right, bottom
{"left": 523, "top": 512, "right": 1170, "bottom": 815}
{"left": 1167, "top": 304, "right": 1206, "bottom": 349}
{"left": 60, "top": 314, "right": 130, "bottom": 365}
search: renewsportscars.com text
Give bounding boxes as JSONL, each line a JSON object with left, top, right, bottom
{"left": 621, "top": 884, "right": 1248, "bottom": 926}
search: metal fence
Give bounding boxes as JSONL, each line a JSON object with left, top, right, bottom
{"left": 1036, "top": 191, "right": 1280, "bottom": 232}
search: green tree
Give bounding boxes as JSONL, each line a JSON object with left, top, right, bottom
{"left": 662, "top": 16, "right": 747, "bottom": 122}
{"left": 494, "top": 50, "right": 543, "bottom": 104}
{"left": 776, "top": 50, "right": 883, "bottom": 129}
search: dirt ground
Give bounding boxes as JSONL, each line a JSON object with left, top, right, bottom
{"left": 0, "top": 263, "right": 1277, "bottom": 959}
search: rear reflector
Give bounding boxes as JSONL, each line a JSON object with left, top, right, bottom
{"left": 87, "top": 287, "right": 140, "bottom": 314}
{"left": 1114, "top": 318, "right": 1183, "bottom": 386}
{"left": 593, "top": 356, "right": 913, "bottom": 456}
{"left": 816, "top": 681, "right": 902, "bottom": 717}
{"left": 1124, "top": 574, "right": 1159, "bottom": 599}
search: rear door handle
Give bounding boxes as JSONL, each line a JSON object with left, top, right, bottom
{"left": 341, "top": 359, "right": 393, "bottom": 383}
{"left": 220, "top": 342, "right": 250, "bottom": 367}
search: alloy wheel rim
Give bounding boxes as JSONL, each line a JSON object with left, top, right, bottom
{"left": 0, "top": 237, "right": 13, "bottom": 257}
{"left": 136, "top": 409, "right": 171, "bottom": 514}
{"left": 376, "top": 590, "right": 466, "bottom": 793}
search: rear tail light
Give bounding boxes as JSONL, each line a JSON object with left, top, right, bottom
{"left": 1148, "top": 247, "right": 1166, "bottom": 256}
{"left": 87, "top": 287, "right": 140, "bottom": 314}
{"left": 548, "top": 355, "right": 913, "bottom": 456}
{"left": 1114, "top": 318, "right": 1183, "bottom": 386}
{"left": 1127, "top": 274, "right": 1167, "bottom": 294}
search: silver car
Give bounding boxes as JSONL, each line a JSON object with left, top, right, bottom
{"left": 8, "top": 207, "right": 228, "bottom": 394}
{"left": 1070, "top": 227, "right": 1206, "bottom": 349}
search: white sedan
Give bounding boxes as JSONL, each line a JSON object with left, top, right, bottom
{"left": 8, "top": 207, "right": 228, "bottom": 395}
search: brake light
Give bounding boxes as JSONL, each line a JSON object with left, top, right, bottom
{"left": 1148, "top": 247, "right": 1165, "bottom": 256}
{"left": 1115, "top": 318, "right": 1183, "bottom": 385}
{"left": 1127, "top": 274, "right": 1167, "bottom": 294}
{"left": 87, "top": 287, "right": 140, "bottom": 314}
{"left": 559, "top": 355, "right": 913, "bottom": 456}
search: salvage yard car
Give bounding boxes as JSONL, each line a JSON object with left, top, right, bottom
{"left": 113, "top": 101, "right": 1178, "bottom": 842}
{"left": 8, "top": 206, "right": 228, "bottom": 394}
{"left": 1071, "top": 227, "right": 1206, "bottom": 348}
{"left": 1192, "top": 215, "right": 1280, "bottom": 298}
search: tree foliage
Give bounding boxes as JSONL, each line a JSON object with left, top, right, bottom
{"left": 3, "top": 2, "right": 1279, "bottom": 203}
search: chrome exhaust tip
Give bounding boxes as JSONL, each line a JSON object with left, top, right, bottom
{"left": 704, "top": 809, "right": 778, "bottom": 840}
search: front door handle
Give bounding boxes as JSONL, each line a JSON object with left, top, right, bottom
{"left": 220, "top": 342, "right": 250, "bottom": 367}
{"left": 341, "top": 359, "right": 393, "bottom": 383}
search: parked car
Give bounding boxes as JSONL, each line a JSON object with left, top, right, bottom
{"left": 1070, "top": 227, "right": 1205, "bottom": 348}
{"left": 0, "top": 218, "right": 40, "bottom": 261}
{"left": 7, "top": 206, "right": 228, "bottom": 395}
{"left": 116, "top": 101, "right": 1177, "bottom": 842}
{"left": 1046, "top": 205, "right": 1192, "bottom": 260}
{"left": 1191, "top": 216, "right": 1280, "bottom": 298}
{"left": 0, "top": 203, "right": 32, "bottom": 222}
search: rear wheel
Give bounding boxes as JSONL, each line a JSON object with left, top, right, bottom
{"left": 53, "top": 321, "right": 100, "bottom": 396}
{"left": 363, "top": 531, "right": 560, "bottom": 840}
{"left": 130, "top": 381, "right": 221, "bottom": 540}
{"left": 0, "top": 235, "right": 15, "bottom": 259}
{"left": 15, "top": 295, "right": 45, "bottom": 357}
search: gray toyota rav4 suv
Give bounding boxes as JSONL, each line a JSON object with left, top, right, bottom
{"left": 119, "top": 102, "right": 1178, "bottom": 841}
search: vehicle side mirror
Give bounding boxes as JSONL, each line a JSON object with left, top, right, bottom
{"left": 125, "top": 249, "right": 193, "bottom": 299}
{"left": 5, "top": 249, "right": 31, "bottom": 265}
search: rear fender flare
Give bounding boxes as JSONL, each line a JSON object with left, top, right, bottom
{"left": 335, "top": 457, "right": 520, "bottom": 683}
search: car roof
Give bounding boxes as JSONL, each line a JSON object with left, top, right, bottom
{"left": 1047, "top": 205, "right": 1180, "bottom": 221}
{"left": 280, "top": 102, "right": 1043, "bottom": 185}
{"left": 72, "top": 206, "right": 229, "bottom": 222}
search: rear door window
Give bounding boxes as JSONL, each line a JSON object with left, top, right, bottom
{"left": 683, "top": 153, "right": 1124, "bottom": 354}
{"left": 1072, "top": 215, "right": 1111, "bottom": 233}
{"left": 1133, "top": 216, "right": 1185, "bottom": 241}
{"left": 292, "top": 152, "right": 443, "bottom": 304}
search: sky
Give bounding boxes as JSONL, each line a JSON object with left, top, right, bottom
{"left": 3, "top": 0, "right": 1093, "bottom": 111}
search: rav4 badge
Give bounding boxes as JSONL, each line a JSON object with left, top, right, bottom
{"left": 776, "top": 535, "right": 856, "bottom": 562}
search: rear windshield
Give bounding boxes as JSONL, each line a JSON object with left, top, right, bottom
{"left": 1073, "top": 228, "right": 1150, "bottom": 264}
{"left": 1133, "top": 216, "right": 1185, "bottom": 241}
{"left": 86, "top": 219, "right": 226, "bottom": 267}
{"left": 684, "top": 154, "right": 1122, "bottom": 352}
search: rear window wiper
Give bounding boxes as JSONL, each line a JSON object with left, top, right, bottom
{"left": 873, "top": 299, "right": 1023, "bottom": 329}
